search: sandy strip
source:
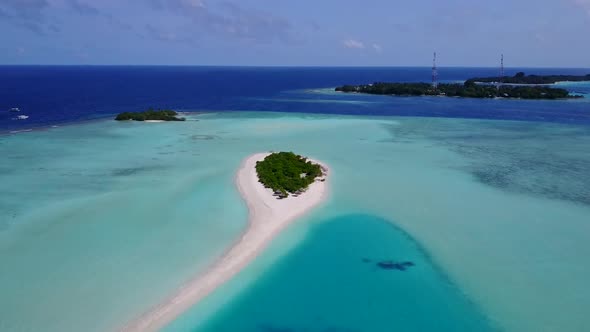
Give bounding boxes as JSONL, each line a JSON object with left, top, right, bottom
{"left": 121, "top": 152, "right": 329, "bottom": 332}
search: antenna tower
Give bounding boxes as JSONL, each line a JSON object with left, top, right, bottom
{"left": 500, "top": 54, "right": 505, "bottom": 78}
{"left": 497, "top": 54, "right": 504, "bottom": 89}
{"left": 432, "top": 52, "right": 438, "bottom": 89}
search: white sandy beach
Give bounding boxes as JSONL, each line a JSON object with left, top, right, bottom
{"left": 121, "top": 152, "right": 329, "bottom": 332}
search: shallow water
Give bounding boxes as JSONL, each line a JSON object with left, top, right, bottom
{"left": 0, "top": 118, "right": 249, "bottom": 331}
{"left": 1, "top": 112, "right": 589, "bottom": 332}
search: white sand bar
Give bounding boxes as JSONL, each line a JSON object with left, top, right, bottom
{"left": 121, "top": 152, "right": 329, "bottom": 332}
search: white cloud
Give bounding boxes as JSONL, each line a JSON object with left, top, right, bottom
{"left": 150, "top": 0, "right": 294, "bottom": 44}
{"left": 342, "top": 40, "right": 383, "bottom": 53}
{"left": 343, "top": 39, "right": 365, "bottom": 49}
{"left": 145, "top": 24, "right": 193, "bottom": 43}
{"left": 572, "top": 0, "right": 590, "bottom": 16}
{"left": 185, "top": 0, "right": 206, "bottom": 8}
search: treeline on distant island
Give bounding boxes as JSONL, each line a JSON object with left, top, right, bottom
{"left": 256, "top": 152, "right": 323, "bottom": 195}
{"left": 467, "top": 72, "right": 590, "bottom": 85}
{"left": 335, "top": 82, "right": 577, "bottom": 99}
{"left": 115, "top": 108, "right": 185, "bottom": 121}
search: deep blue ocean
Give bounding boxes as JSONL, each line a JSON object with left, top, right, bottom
{"left": 1, "top": 66, "right": 589, "bottom": 132}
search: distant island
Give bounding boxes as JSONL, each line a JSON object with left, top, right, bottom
{"left": 115, "top": 109, "right": 186, "bottom": 121}
{"left": 468, "top": 72, "right": 590, "bottom": 85}
{"left": 256, "top": 152, "right": 324, "bottom": 198}
{"left": 336, "top": 80, "right": 580, "bottom": 100}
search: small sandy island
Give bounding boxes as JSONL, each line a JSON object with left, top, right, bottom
{"left": 121, "top": 152, "right": 329, "bottom": 332}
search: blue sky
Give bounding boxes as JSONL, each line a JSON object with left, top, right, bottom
{"left": 0, "top": 0, "right": 589, "bottom": 66}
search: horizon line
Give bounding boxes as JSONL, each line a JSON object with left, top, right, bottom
{"left": 0, "top": 64, "right": 589, "bottom": 69}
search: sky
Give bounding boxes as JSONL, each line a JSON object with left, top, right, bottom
{"left": 0, "top": 0, "right": 589, "bottom": 67}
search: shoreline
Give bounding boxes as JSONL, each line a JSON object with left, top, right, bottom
{"left": 121, "top": 152, "right": 330, "bottom": 332}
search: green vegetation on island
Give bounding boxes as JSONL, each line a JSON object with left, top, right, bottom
{"left": 335, "top": 81, "right": 579, "bottom": 99}
{"left": 256, "top": 152, "right": 324, "bottom": 197}
{"left": 468, "top": 72, "right": 590, "bottom": 85}
{"left": 115, "top": 109, "right": 186, "bottom": 121}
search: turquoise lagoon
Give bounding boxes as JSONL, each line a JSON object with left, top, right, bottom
{"left": 1, "top": 112, "right": 589, "bottom": 332}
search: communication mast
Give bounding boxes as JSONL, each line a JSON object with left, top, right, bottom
{"left": 432, "top": 52, "right": 438, "bottom": 90}
{"left": 497, "top": 54, "right": 504, "bottom": 89}
{"left": 500, "top": 54, "right": 505, "bottom": 78}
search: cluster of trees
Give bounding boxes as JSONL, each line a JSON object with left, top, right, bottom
{"left": 449, "top": 82, "right": 572, "bottom": 99}
{"left": 468, "top": 72, "right": 590, "bottom": 85}
{"left": 496, "top": 85, "right": 572, "bottom": 99}
{"left": 115, "top": 108, "right": 185, "bottom": 121}
{"left": 336, "top": 83, "right": 434, "bottom": 96}
{"left": 255, "top": 152, "right": 323, "bottom": 194}
{"left": 335, "top": 81, "right": 576, "bottom": 99}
